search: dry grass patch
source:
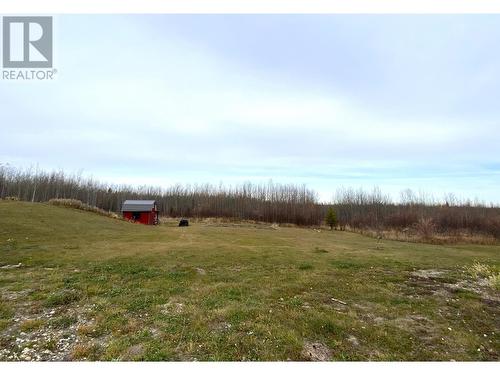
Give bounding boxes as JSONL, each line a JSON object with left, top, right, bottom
{"left": 19, "top": 319, "right": 44, "bottom": 332}
{"left": 301, "top": 341, "right": 332, "bottom": 361}
{"left": 48, "top": 198, "right": 121, "bottom": 220}
{"left": 77, "top": 323, "right": 100, "bottom": 337}
{"left": 70, "top": 343, "right": 102, "bottom": 360}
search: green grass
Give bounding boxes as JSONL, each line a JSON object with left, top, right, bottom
{"left": 0, "top": 200, "right": 499, "bottom": 361}
{"left": 44, "top": 290, "right": 82, "bottom": 307}
{"left": 19, "top": 319, "right": 44, "bottom": 332}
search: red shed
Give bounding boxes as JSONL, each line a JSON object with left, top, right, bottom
{"left": 121, "top": 200, "right": 159, "bottom": 225}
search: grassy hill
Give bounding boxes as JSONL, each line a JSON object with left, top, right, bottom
{"left": 0, "top": 200, "right": 498, "bottom": 361}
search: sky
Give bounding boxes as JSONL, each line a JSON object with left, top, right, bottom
{"left": 1, "top": 14, "right": 500, "bottom": 203}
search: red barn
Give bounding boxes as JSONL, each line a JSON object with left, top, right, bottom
{"left": 121, "top": 200, "right": 159, "bottom": 225}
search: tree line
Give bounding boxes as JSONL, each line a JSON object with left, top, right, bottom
{"left": 331, "top": 187, "right": 500, "bottom": 239}
{"left": 0, "top": 164, "right": 323, "bottom": 225}
{"left": 1, "top": 164, "right": 499, "bottom": 238}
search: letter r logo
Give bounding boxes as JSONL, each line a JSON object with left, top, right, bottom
{"left": 2, "top": 16, "right": 53, "bottom": 68}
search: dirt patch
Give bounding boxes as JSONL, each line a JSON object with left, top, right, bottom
{"left": 197, "top": 218, "right": 282, "bottom": 230}
{"left": 407, "top": 269, "right": 457, "bottom": 297}
{"left": 432, "top": 288, "right": 453, "bottom": 299}
{"left": 444, "top": 280, "right": 500, "bottom": 305}
{"left": 361, "top": 311, "right": 386, "bottom": 325}
{"left": 209, "top": 321, "right": 232, "bottom": 333}
{"left": 394, "top": 314, "right": 432, "bottom": 328}
{"left": 347, "top": 335, "right": 360, "bottom": 347}
{"left": 0, "top": 310, "right": 85, "bottom": 361}
{"left": 195, "top": 267, "right": 206, "bottom": 275}
{"left": 121, "top": 344, "right": 145, "bottom": 360}
{"left": 411, "top": 269, "right": 445, "bottom": 279}
{"left": 0, "top": 286, "right": 102, "bottom": 361}
{"left": 352, "top": 302, "right": 383, "bottom": 317}
{"left": 1, "top": 289, "right": 31, "bottom": 301}
{"left": 393, "top": 314, "right": 440, "bottom": 343}
{"left": 408, "top": 269, "right": 500, "bottom": 305}
{"left": 308, "top": 292, "right": 349, "bottom": 312}
{"left": 301, "top": 341, "right": 332, "bottom": 361}
{"left": 160, "top": 301, "right": 185, "bottom": 315}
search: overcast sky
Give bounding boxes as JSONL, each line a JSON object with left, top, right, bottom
{"left": 1, "top": 15, "right": 500, "bottom": 202}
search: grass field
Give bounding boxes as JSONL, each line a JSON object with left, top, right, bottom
{"left": 0, "top": 201, "right": 498, "bottom": 361}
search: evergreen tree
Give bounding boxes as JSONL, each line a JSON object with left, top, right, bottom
{"left": 326, "top": 207, "right": 337, "bottom": 230}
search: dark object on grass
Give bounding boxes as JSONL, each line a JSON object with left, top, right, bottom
{"left": 179, "top": 219, "right": 189, "bottom": 227}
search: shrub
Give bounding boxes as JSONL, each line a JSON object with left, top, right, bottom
{"left": 414, "top": 218, "right": 436, "bottom": 240}
{"left": 385, "top": 212, "right": 418, "bottom": 228}
{"left": 485, "top": 218, "right": 500, "bottom": 239}
{"left": 48, "top": 198, "right": 83, "bottom": 208}
{"left": 48, "top": 198, "right": 120, "bottom": 220}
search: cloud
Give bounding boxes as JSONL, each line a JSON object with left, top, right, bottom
{"left": 1, "top": 15, "right": 499, "bottom": 202}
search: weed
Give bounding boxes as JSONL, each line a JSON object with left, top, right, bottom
{"left": 71, "top": 343, "right": 103, "bottom": 360}
{"left": 77, "top": 323, "right": 103, "bottom": 337}
{"left": 466, "top": 262, "right": 494, "bottom": 278}
{"left": 127, "top": 295, "right": 162, "bottom": 312}
{"left": 44, "top": 290, "right": 81, "bottom": 307}
{"left": 298, "top": 263, "right": 313, "bottom": 270}
{"left": 0, "top": 319, "right": 10, "bottom": 331}
{"left": 50, "top": 315, "right": 77, "bottom": 328}
{"left": 42, "top": 339, "right": 57, "bottom": 351}
{"left": 465, "top": 262, "right": 500, "bottom": 290}
{"left": 0, "top": 302, "right": 13, "bottom": 320}
{"left": 143, "top": 341, "right": 173, "bottom": 361}
{"left": 288, "top": 296, "right": 304, "bottom": 307}
{"left": 330, "top": 260, "right": 361, "bottom": 269}
{"left": 487, "top": 273, "right": 500, "bottom": 290}
{"left": 20, "top": 319, "right": 44, "bottom": 332}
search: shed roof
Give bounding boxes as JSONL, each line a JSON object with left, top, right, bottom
{"left": 121, "top": 200, "right": 157, "bottom": 212}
